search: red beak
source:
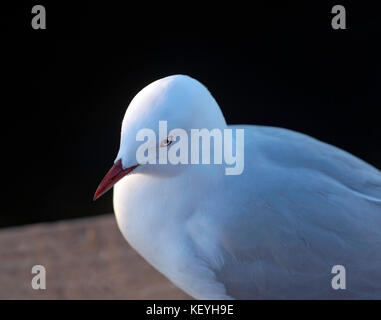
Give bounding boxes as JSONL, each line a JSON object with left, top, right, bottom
{"left": 93, "top": 159, "right": 138, "bottom": 201}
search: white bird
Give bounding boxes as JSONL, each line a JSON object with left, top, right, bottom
{"left": 94, "top": 75, "right": 381, "bottom": 299}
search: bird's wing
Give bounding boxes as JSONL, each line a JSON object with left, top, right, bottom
{"left": 251, "top": 125, "right": 381, "bottom": 201}
{"left": 190, "top": 125, "right": 381, "bottom": 299}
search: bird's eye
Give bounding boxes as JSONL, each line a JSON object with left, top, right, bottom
{"left": 160, "top": 136, "right": 173, "bottom": 147}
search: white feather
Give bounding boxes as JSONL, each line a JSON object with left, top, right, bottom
{"left": 112, "top": 75, "right": 381, "bottom": 299}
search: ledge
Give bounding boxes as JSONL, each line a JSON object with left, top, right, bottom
{"left": 0, "top": 214, "right": 191, "bottom": 299}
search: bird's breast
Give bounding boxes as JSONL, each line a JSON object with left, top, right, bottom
{"left": 112, "top": 172, "right": 196, "bottom": 269}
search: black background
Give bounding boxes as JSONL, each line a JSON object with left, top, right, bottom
{"left": 1, "top": 1, "right": 380, "bottom": 228}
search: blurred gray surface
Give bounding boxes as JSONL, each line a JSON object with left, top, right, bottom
{"left": 0, "top": 214, "right": 191, "bottom": 299}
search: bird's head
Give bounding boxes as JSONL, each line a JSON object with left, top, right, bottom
{"left": 94, "top": 74, "right": 226, "bottom": 200}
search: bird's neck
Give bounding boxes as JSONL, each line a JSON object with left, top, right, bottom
{"left": 113, "top": 162, "right": 224, "bottom": 259}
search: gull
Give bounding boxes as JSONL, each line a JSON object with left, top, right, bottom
{"left": 94, "top": 75, "right": 381, "bottom": 299}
